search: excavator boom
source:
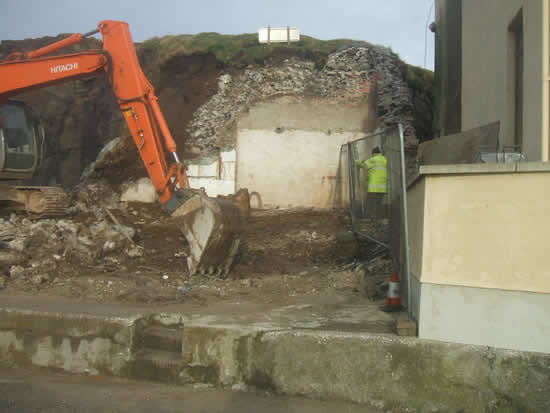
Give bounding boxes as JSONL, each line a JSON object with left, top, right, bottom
{"left": 0, "top": 20, "right": 184, "bottom": 203}
{"left": 0, "top": 20, "right": 247, "bottom": 275}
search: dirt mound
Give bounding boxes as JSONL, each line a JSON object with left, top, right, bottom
{"left": 0, "top": 179, "right": 371, "bottom": 306}
{"left": 235, "top": 208, "right": 359, "bottom": 276}
{"left": 156, "top": 52, "right": 221, "bottom": 160}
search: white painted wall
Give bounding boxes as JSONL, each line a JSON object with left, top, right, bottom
{"left": 408, "top": 163, "right": 550, "bottom": 294}
{"left": 187, "top": 150, "right": 236, "bottom": 196}
{"left": 237, "top": 129, "right": 360, "bottom": 208}
{"left": 235, "top": 96, "right": 377, "bottom": 208}
{"left": 407, "top": 163, "right": 550, "bottom": 353}
{"left": 419, "top": 283, "right": 550, "bottom": 354}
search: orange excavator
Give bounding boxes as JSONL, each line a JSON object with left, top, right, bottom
{"left": 0, "top": 20, "right": 248, "bottom": 276}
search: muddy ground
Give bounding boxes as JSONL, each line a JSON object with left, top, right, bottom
{"left": 0, "top": 183, "right": 391, "bottom": 308}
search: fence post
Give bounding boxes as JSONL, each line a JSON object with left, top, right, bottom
{"left": 398, "top": 123, "right": 412, "bottom": 320}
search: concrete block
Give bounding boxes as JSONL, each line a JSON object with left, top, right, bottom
{"left": 221, "top": 150, "right": 236, "bottom": 162}
{"left": 120, "top": 178, "right": 158, "bottom": 203}
{"left": 198, "top": 162, "right": 218, "bottom": 178}
{"left": 187, "top": 165, "right": 200, "bottom": 177}
{"left": 220, "top": 162, "right": 235, "bottom": 181}
{"left": 0, "top": 309, "right": 140, "bottom": 376}
{"left": 418, "top": 121, "right": 499, "bottom": 166}
{"left": 182, "top": 325, "right": 262, "bottom": 386}
{"left": 248, "top": 330, "right": 550, "bottom": 412}
{"left": 396, "top": 315, "right": 417, "bottom": 336}
{"left": 188, "top": 177, "right": 235, "bottom": 197}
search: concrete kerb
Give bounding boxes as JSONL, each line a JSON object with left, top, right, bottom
{"left": 246, "top": 330, "right": 550, "bottom": 412}
{"left": 1, "top": 305, "right": 549, "bottom": 413}
{"left": 0, "top": 306, "right": 142, "bottom": 376}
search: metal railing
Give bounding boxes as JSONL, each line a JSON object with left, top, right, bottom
{"left": 335, "top": 124, "right": 411, "bottom": 317}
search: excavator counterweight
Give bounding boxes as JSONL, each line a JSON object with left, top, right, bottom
{"left": 0, "top": 20, "right": 246, "bottom": 275}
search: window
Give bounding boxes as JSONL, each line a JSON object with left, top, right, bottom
{"left": 0, "top": 102, "right": 36, "bottom": 170}
{"left": 0, "top": 103, "right": 34, "bottom": 155}
{"left": 509, "top": 9, "right": 524, "bottom": 150}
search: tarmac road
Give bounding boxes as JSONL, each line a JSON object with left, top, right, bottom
{"left": 0, "top": 366, "right": 382, "bottom": 413}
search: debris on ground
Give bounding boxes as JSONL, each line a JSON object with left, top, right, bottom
{"left": 0, "top": 179, "right": 391, "bottom": 307}
{"left": 354, "top": 255, "right": 393, "bottom": 300}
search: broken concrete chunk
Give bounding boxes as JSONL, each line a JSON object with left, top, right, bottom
{"left": 0, "top": 229, "right": 15, "bottom": 242}
{"left": 56, "top": 220, "right": 80, "bottom": 234}
{"left": 7, "top": 237, "right": 29, "bottom": 252}
{"left": 396, "top": 315, "right": 417, "bottom": 337}
{"left": 9, "top": 265, "right": 25, "bottom": 279}
{"left": 120, "top": 177, "right": 158, "bottom": 203}
{"left": 30, "top": 220, "right": 57, "bottom": 235}
{"left": 113, "top": 224, "right": 136, "bottom": 240}
{"left": 31, "top": 274, "right": 49, "bottom": 285}
{"left": 103, "top": 240, "right": 117, "bottom": 252}
{"left": 82, "top": 136, "right": 128, "bottom": 179}
{"left": 0, "top": 250, "right": 26, "bottom": 268}
{"left": 126, "top": 247, "right": 144, "bottom": 258}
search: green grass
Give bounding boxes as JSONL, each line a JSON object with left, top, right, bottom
{"left": 138, "top": 32, "right": 377, "bottom": 65}
{"left": 138, "top": 32, "right": 434, "bottom": 99}
{"left": 405, "top": 64, "right": 434, "bottom": 98}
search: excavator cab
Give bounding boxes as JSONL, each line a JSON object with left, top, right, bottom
{"left": 0, "top": 20, "right": 245, "bottom": 273}
{"left": 0, "top": 100, "right": 42, "bottom": 181}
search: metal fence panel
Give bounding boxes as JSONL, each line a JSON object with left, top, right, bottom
{"left": 335, "top": 125, "right": 411, "bottom": 316}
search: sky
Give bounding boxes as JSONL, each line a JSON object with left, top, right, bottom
{"left": 0, "top": 0, "right": 435, "bottom": 70}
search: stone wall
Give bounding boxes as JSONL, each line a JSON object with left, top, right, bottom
{"left": 190, "top": 46, "right": 419, "bottom": 160}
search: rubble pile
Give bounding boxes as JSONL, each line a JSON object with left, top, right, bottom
{"left": 190, "top": 46, "right": 418, "bottom": 157}
{"left": 354, "top": 256, "right": 394, "bottom": 300}
{"left": 0, "top": 209, "right": 141, "bottom": 287}
{"left": 0, "top": 181, "right": 371, "bottom": 305}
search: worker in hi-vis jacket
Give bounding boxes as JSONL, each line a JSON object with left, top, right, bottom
{"left": 355, "top": 147, "right": 387, "bottom": 220}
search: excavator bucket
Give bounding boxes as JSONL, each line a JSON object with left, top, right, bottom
{"left": 171, "top": 189, "right": 249, "bottom": 277}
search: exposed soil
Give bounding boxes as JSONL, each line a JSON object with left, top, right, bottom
{"left": 0, "top": 193, "right": 389, "bottom": 309}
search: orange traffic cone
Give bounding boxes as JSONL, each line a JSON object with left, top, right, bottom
{"left": 381, "top": 272, "right": 403, "bottom": 312}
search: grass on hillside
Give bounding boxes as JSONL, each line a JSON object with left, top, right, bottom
{"left": 405, "top": 64, "right": 434, "bottom": 98}
{"left": 139, "top": 32, "right": 375, "bottom": 64}
{"left": 138, "top": 32, "right": 434, "bottom": 97}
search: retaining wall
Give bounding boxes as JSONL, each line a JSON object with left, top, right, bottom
{"left": 1, "top": 305, "right": 548, "bottom": 412}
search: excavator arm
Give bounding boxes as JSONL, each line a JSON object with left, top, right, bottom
{"left": 0, "top": 20, "right": 188, "bottom": 205}
{"left": 0, "top": 20, "right": 247, "bottom": 277}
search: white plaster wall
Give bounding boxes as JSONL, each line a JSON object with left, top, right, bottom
{"left": 421, "top": 170, "right": 550, "bottom": 294}
{"left": 462, "top": 0, "right": 544, "bottom": 160}
{"left": 235, "top": 95, "right": 376, "bottom": 208}
{"left": 419, "top": 283, "right": 550, "bottom": 354}
{"left": 407, "top": 178, "right": 426, "bottom": 283}
{"left": 187, "top": 150, "right": 236, "bottom": 196}
{"left": 237, "top": 129, "right": 361, "bottom": 208}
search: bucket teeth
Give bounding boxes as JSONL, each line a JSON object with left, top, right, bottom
{"left": 187, "top": 237, "right": 240, "bottom": 279}
{"left": 171, "top": 190, "right": 248, "bottom": 278}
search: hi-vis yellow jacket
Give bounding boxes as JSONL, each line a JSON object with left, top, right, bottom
{"left": 355, "top": 154, "right": 387, "bottom": 193}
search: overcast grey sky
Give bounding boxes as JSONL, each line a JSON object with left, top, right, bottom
{"left": 0, "top": 0, "right": 435, "bottom": 69}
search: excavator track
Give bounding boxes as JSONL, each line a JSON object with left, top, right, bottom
{"left": 13, "top": 186, "right": 69, "bottom": 218}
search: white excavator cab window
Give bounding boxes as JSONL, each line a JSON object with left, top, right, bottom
{"left": 0, "top": 102, "right": 36, "bottom": 171}
{"left": 0, "top": 103, "right": 34, "bottom": 154}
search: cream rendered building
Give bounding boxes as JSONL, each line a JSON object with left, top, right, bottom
{"left": 435, "top": 0, "right": 549, "bottom": 161}
{"left": 408, "top": 0, "right": 550, "bottom": 354}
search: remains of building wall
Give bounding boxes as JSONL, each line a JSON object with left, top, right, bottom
{"left": 187, "top": 46, "right": 420, "bottom": 204}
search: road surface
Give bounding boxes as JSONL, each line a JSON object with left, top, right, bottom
{"left": 0, "top": 366, "right": 382, "bottom": 413}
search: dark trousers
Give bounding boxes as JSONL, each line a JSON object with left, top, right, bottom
{"left": 366, "top": 192, "right": 386, "bottom": 220}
